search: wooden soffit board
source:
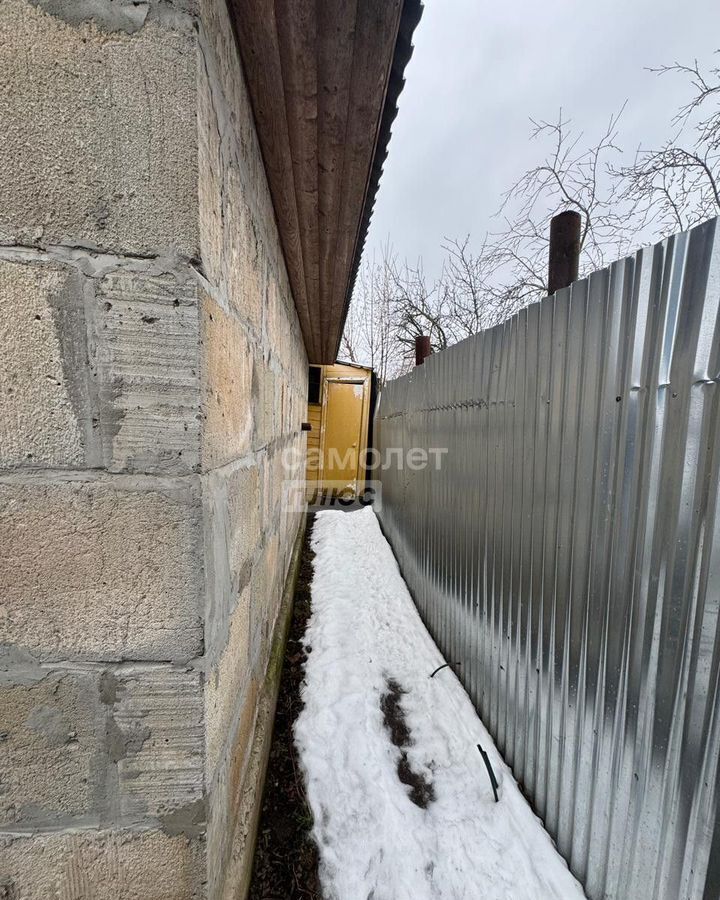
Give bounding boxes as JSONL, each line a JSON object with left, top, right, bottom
{"left": 229, "top": 0, "right": 415, "bottom": 363}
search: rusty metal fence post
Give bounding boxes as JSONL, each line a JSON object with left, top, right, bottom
{"left": 414, "top": 334, "right": 431, "bottom": 366}
{"left": 548, "top": 209, "right": 581, "bottom": 294}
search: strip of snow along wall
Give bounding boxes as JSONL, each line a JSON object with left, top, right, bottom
{"left": 295, "top": 507, "right": 586, "bottom": 900}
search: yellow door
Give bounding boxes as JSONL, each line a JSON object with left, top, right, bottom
{"left": 321, "top": 379, "right": 364, "bottom": 495}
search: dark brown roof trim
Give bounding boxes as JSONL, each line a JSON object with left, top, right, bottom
{"left": 333, "top": 0, "right": 424, "bottom": 361}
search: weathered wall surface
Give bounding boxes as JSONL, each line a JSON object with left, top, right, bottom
{"left": 0, "top": 1, "right": 307, "bottom": 897}
{"left": 196, "top": 0, "right": 307, "bottom": 896}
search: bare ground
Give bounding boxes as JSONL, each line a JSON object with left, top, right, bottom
{"left": 249, "top": 517, "right": 321, "bottom": 900}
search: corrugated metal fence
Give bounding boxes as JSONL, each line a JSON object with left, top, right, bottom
{"left": 375, "top": 217, "right": 720, "bottom": 899}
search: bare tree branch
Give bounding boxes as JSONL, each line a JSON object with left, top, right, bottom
{"left": 615, "top": 55, "right": 719, "bottom": 232}
{"left": 341, "top": 50, "right": 719, "bottom": 380}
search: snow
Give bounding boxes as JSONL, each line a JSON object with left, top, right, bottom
{"left": 294, "top": 507, "right": 587, "bottom": 900}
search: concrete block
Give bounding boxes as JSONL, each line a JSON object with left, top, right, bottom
{"left": 0, "top": 828, "right": 205, "bottom": 900}
{"left": 253, "top": 363, "right": 276, "bottom": 451}
{"left": 198, "top": 70, "right": 265, "bottom": 337}
{"left": 265, "top": 270, "right": 291, "bottom": 366}
{"left": 282, "top": 382, "right": 303, "bottom": 440}
{"left": 249, "top": 534, "right": 280, "bottom": 679}
{"left": 224, "top": 465, "right": 262, "bottom": 585}
{"left": 200, "top": 294, "right": 253, "bottom": 471}
{"left": 27, "top": 1, "right": 201, "bottom": 33}
{"left": 0, "top": 670, "right": 104, "bottom": 827}
{"left": 0, "top": 663, "right": 205, "bottom": 831}
{"left": 202, "top": 461, "right": 260, "bottom": 670}
{"left": 204, "top": 587, "right": 251, "bottom": 779}
{"left": 205, "top": 517, "right": 299, "bottom": 900}
{"left": 205, "top": 673, "right": 260, "bottom": 900}
{"left": 92, "top": 268, "right": 201, "bottom": 474}
{"left": 0, "top": 259, "right": 93, "bottom": 470}
{"left": 265, "top": 267, "right": 306, "bottom": 385}
{"left": 0, "top": 1, "right": 199, "bottom": 257}
{"left": 197, "top": 0, "right": 273, "bottom": 241}
{"left": 0, "top": 258, "right": 202, "bottom": 475}
{"left": 224, "top": 184, "right": 266, "bottom": 333}
{"left": 261, "top": 448, "right": 288, "bottom": 524}
{"left": 109, "top": 666, "right": 205, "bottom": 827}
{"left": 197, "top": 70, "right": 223, "bottom": 314}
{"left": 0, "top": 479, "right": 203, "bottom": 662}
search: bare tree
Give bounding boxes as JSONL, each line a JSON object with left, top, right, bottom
{"left": 439, "top": 236, "right": 531, "bottom": 335}
{"left": 422, "top": 110, "right": 635, "bottom": 345}
{"left": 615, "top": 55, "right": 720, "bottom": 233}
{"left": 488, "top": 107, "right": 636, "bottom": 292}
{"left": 357, "top": 110, "right": 637, "bottom": 369}
{"left": 340, "top": 247, "right": 409, "bottom": 383}
{"left": 342, "top": 246, "right": 456, "bottom": 380}
{"left": 342, "top": 50, "right": 719, "bottom": 377}
{"left": 386, "top": 257, "right": 450, "bottom": 363}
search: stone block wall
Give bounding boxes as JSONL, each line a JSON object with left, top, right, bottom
{"left": 0, "top": 2, "right": 307, "bottom": 897}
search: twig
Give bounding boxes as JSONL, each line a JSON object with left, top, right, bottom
{"left": 477, "top": 744, "right": 500, "bottom": 802}
{"left": 429, "top": 662, "right": 461, "bottom": 678}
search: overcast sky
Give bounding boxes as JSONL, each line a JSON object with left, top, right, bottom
{"left": 366, "top": 0, "right": 719, "bottom": 278}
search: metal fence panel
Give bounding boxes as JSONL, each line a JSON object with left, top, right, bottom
{"left": 375, "top": 217, "right": 720, "bottom": 899}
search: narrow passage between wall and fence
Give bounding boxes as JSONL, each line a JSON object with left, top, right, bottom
{"left": 375, "top": 217, "right": 720, "bottom": 900}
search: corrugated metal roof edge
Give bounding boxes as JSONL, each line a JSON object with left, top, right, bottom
{"left": 332, "top": 0, "right": 424, "bottom": 362}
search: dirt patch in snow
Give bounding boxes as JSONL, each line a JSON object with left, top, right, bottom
{"left": 380, "top": 677, "right": 435, "bottom": 809}
{"left": 249, "top": 516, "right": 320, "bottom": 899}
